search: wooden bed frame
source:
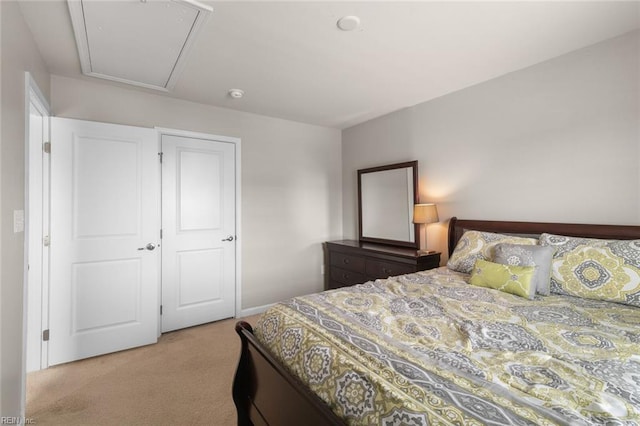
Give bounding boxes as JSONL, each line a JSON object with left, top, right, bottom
{"left": 233, "top": 217, "right": 640, "bottom": 426}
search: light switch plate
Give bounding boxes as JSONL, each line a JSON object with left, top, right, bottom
{"left": 14, "top": 210, "right": 25, "bottom": 233}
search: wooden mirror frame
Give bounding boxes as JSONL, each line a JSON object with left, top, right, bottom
{"left": 357, "top": 161, "right": 419, "bottom": 249}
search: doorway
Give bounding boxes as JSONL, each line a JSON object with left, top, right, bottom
{"left": 25, "top": 73, "right": 51, "bottom": 372}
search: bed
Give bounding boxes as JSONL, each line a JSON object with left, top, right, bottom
{"left": 233, "top": 217, "right": 640, "bottom": 425}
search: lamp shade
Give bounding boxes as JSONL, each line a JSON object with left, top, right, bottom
{"left": 413, "top": 203, "right": 439, "bottom": 224}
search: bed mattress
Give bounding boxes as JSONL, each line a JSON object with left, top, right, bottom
{"left": 254, "top": 267, "right": 640, "bottom": 425}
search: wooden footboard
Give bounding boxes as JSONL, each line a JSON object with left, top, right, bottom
{"left": 232, "top": 321, "right": 345, "bottom": 426}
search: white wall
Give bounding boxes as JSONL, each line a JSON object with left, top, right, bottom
{"left": 0, "top": 1, "right": 51, "bottom": 416}
{"left": 51, "top": 75, "right": 342, "bottom": 310}
{"left": 343, "top": 30, "right": 640, "bottom": 259}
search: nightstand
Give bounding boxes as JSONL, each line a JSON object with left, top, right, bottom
{"left": 324, "top": 240, "right": 441, "bottom": 290}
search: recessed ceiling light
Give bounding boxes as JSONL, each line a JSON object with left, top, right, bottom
{"left": 228, "top": 89, "right": 244, "bottom": 99}
{"left": 337, "top": 16, "right": 360, "bottom": 31}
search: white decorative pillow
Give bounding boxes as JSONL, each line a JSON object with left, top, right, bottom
{"left": 447, "top": 230, "right": 538, "bottom": 274}
{"left": 494, "top": 243, "right": 555, "bottom": 296}
{"left": 539, "top": 233, "right": 640, "bottom": 307}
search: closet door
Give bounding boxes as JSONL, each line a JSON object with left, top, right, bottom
{"left": 49, "top": 118, "right": 160, "bottom": 365}
{"left": 161, "top": 134, "right": 236, "bottom": 332}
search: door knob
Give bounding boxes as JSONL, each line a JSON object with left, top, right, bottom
{"left": 221, "top": 235, "right": 235, "bottom": 242}
{"left": 138, "top": 243, "right": 156, "bottom": 251}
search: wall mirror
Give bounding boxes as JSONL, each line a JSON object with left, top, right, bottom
{"left": 358, "top": 161, "right": 419, "bottom": 248}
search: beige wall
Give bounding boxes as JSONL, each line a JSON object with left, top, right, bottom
{"left": 50, "top": 75, "right": 343, "bottom": 310}
{"left": 343, "top": 31, "right": 640, "bottom": 259}
{"left": 0, "top": 1, "right": 51, "bottom": 416}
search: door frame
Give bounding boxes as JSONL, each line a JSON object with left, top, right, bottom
{"left": 22, "top": 72, "right": 51, "bottom": 409}
{"left": 155, "top": 127, "right": 241, "bottom": 332}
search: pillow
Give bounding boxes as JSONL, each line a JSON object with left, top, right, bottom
{"left": 494, "top": 243, "right": 555, "bottom": 296}
{"left": 447, "top": 230, "right": 538, "bottom": 274}
{"left": 539, "top": 233, "right": 640, "bottom": 307}
{"left": 469, "top": 259, "right": 537, "bottom": 299}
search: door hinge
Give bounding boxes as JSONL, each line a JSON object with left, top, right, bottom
{"left": 43, "top": 329, "right": 50, "bottom": 341}
{"left": 43, "top": 142, "right": 51, "bottom": 154}
{"left": 158, "top": 152, "right": 163, "bottom": 163}
{"left": 160, "top": 305, "right": 163, "bottom": 315}
{"left": 43, "top": 235, "right": 50, "bottom": 247}
{"left": 160, "top": 229, "right": 163, "bottom": 239}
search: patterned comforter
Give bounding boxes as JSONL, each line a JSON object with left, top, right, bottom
{"left": 254, "top": 267, "right": 640, "bottom": 425}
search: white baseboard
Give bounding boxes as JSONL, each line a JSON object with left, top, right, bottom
{"left": 237, "top": 303, "right": 275, "bottom": 318}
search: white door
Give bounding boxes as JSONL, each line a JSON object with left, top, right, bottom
{"left": 49, "top": 118, "right": 160, "bottom": 365}
{"left": 26, "top": 88, "right": 50, "bottom": 372}
{"left": 161, "top": 134, "right": 236, "bottom": 332}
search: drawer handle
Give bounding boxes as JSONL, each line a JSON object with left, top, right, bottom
{"left": 342, "top": 273, "right": 350, "bottom": 279}
{"left": 343, "top": 258, "right": 350, "bottom": 264}
{"left": 383, "top": 268, "right": 392, "bottom": 275}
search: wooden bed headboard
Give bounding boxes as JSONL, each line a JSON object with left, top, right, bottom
{"left": 448, "top": 217, "right": 640, "bottom": 257}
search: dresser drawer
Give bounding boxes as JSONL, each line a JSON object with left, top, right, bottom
{"left": 330, "top": 267, "right": 367, "bottom": 287}
{"left": 324, "top": 240, "right": 441, "bottom": 291}
{"left": 365, "top": 259, "right": 415, "bottom": 279}
{"left": 330, "top": 252, "right": 365, "bottom": 273}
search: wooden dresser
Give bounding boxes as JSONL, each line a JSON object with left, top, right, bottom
{"left": 324, "top": 240, "right": 441, "bottom": 290}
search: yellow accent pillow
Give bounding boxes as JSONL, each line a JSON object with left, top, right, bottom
{"left": 470, "top": 259, "right": 537, "bottom": 299}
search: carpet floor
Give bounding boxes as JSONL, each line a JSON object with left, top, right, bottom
{"left": 26, "top": 315, "right": 260, "bottom": 426}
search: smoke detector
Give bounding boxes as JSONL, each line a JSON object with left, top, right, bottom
{"left": 337, "top": 16, "right": 360, "bottom": 31}
{"left": 228, "top": 89, "right": 244, "bottom": 99}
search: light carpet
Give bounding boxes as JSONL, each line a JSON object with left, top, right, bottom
{"left": 26, "top": 315, "right": 260, "bottom": 426}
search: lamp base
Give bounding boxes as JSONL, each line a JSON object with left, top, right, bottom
{"left": 418, "top": 225, "right": 432, "bottom": 254}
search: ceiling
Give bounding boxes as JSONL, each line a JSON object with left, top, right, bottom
{"left": 18, "top": 1, "right": 640, "bottom": 129}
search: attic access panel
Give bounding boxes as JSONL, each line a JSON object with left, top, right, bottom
{"left": 68, "top": 0, "right": 211, "bottom": 91}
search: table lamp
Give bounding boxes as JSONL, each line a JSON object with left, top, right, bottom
{"left": 413, "top": 203, "right": 439, "bottom": 253}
